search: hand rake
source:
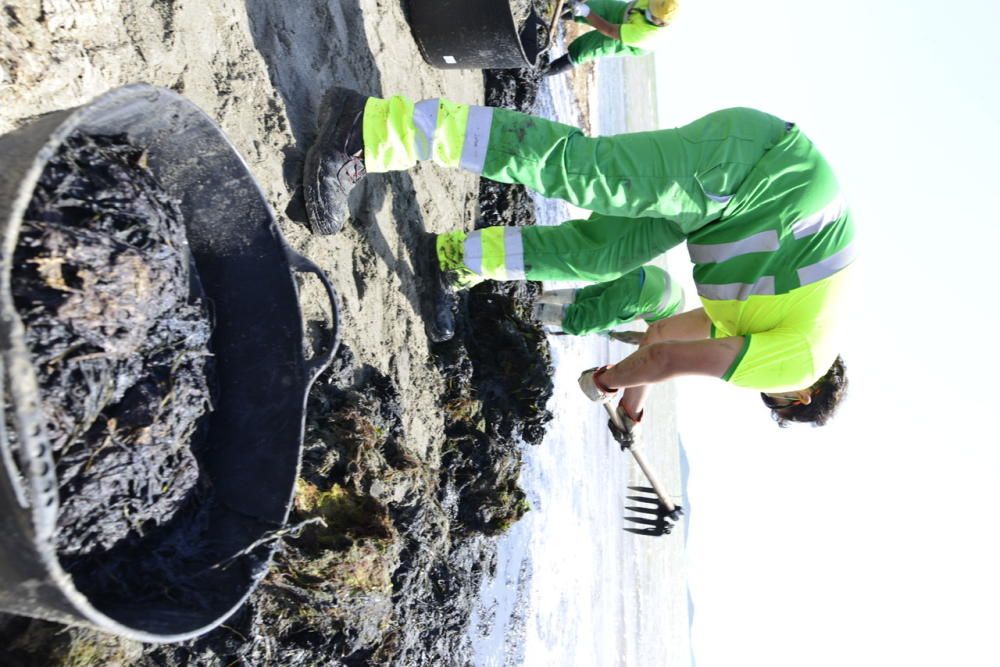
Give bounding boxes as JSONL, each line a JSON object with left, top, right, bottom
{"left": 603, "top": 402, "right": 684, "bottom": 537}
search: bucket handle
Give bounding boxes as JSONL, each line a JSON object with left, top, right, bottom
{"left": 284, "top": 248, "right": 341, "bottom": 384}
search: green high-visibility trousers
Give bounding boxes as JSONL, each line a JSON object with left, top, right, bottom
{"left": 560, "top": 265, "right": 683, "bottom": 334}
{"left": 362, "top": 96, "right": 788, "bottom": 283}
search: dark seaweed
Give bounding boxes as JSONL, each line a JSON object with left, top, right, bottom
{"left": 10, "top": 132, "right": 214, "bottom": 564}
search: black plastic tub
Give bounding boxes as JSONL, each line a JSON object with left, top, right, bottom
{"left": 0, "top": 84, "right": 339, "bottom": 642}
{"left": 406, "top": 0, "right": 544, "bottom": 69}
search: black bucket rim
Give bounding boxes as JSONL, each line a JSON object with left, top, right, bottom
{"left": 406, "top": 0, "right": 544, "bottom": 70}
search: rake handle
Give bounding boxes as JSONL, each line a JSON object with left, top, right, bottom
{"left": 603, "top": 401, "right": 677, "bottom": 513}
{"left": 628, "top": 446, "right": 677, "bottom": 514}
{"left": 542, "top": 0, "right": 567, "bottom": 55}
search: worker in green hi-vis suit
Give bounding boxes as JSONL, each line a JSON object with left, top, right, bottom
{"left": 545, "top": 0, "right": 679, "bottom": 77}
{"left": 534, "top": 265, "right": 684, "bottom": 336}
{"left": 302, "top": 88, "right": 855, "bottom": 435}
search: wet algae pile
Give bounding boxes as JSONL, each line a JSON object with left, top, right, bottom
{"left": 0, "top": 69, "right": 553, "bottom": 665}
{"left": 8, "top": 132, "right": 214, "bottom": 572}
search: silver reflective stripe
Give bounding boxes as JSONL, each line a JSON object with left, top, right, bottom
{"left": 698, "top": 276, "right": 776, "bottom": 301}
{"left": 797, "top": 242, "right": 857, "bottom": 286}
{"left": 462, "top": 227, "right": 524, "bottom": 280}
{"left": 638, "top": 278, "right": 681, "bottom": 319}
{"left": 705, "top": 191, "right": 733, "bottom": 204}
{"left": 539, "top": 288, "right": 579, "bottom": 305}
{"left": 504, "top": 226, "right": 525, "bottom": 279}
{"left": 694, "top": 173, "right": 733, "bottom": 205}
{"left": 698, "top": 243, "right": 856, "bottom": 301}
{"left": 688, "top": 230, "right": 780, "bottom": 264}
{"left": 413, "top": 99, "right": 439, "bottom": 162}
{"left": 464, "top": 231, "right": 484, "bottom": 275}
{"left": 656, "top": 279, "right": 680, "bottom": 312}
{"left": 791, "top": 193, "right": 847, "bottom": 239}
{"left": 460, "top": 105, "right": 494, "bottom": 173}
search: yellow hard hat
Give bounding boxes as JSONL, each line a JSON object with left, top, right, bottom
{"left": 648, "top": 0, "right": 679, "bottom": 23}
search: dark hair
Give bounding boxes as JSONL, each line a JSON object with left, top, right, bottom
{"left": 761, "top": 355, "right": 848, "bottom": 427}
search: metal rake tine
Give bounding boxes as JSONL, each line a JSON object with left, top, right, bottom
{"left": 624, "top": 524, "right": 672, "bottom": 537}
{"left": 625, "top": 515, "right": 663, "bottom": 527}
{"left": 627, "top": 488, "right": 685, "bottom": 520}
{"left": 626, "top": 494, "right": 664, "bottom": 505}
{"left": 625, "top": 496, "right": 684, "bottom": 524}
{"left": 625, "top": 505, "right": 662, "bottom": 516}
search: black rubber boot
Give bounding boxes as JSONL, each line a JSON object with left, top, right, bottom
{"left": 418, "top": 232, "right": 458, "bottom": 343}
{"left": 303, "top": 87, "right": 369, "bottom": 235}
{"left": 544, "top": 54, "right": 575, "bottom": 77}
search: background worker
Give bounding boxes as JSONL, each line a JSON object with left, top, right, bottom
{"left": 545, "top": 0, "right": 679, "bottom": 77}
{"left": 303, "top": 88, "right": 855, "bottom": 431}
{"left": 533, "top": 265, "right": 684, "bottom": 336}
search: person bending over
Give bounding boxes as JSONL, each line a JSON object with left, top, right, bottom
{"left": 545, "top": 0, "right": 680, "bottom": 76}
{"left": 302, "top": 87, "right": 855, "bottom": 430}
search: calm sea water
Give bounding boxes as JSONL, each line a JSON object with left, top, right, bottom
{"left": 467, "top": 56, "right": 694, "bottom": 667}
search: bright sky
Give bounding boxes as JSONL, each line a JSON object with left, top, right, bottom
{"left": 652, "top": 1, "right": 1000, "bottom": 665}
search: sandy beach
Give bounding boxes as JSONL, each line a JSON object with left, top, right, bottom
{"left": 1, "top": 0, "right": 489, "bottom": 464}
{"left": 0, "top": 1, "right": 560, "bottom": 663}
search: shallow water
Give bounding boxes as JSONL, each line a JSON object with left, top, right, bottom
{"left": 468, "top": 56, "right": 693, "bottom": 667}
